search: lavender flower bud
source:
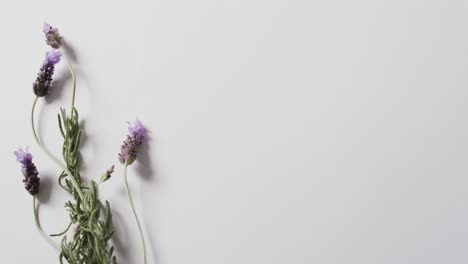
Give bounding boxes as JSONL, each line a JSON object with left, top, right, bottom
{"left": 33, "top": 50, "right": 62, "bottom": 97}
{"left": 100, "top": 165, "right": 115, "bottom": 183}
{"left": 43, "top": 23, "right": 63, "bottom": 49}
{"left": 118, "top": 119, "right": 147, "bottom": 165}
{"left": 14, "top": 147, "right": 40, "bottom": 195}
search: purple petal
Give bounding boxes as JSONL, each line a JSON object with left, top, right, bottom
{"left": 14, "top": 147, "right": 33, "bottom": 165}
{"left": 128, "top": 119, "right": 147, "bottom": 140}
{"left": 42, "top": 23, "right": 52, "bottom": 34}
{"left": 44, "top": 49, "right": 62, "bottom": 65}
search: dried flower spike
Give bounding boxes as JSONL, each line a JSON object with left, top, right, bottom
{"left": 43, "top": 23, "right": 63, "bottom": 49}
{"left": 119, "top": 119, "right": 147, "bottom": 165}
{"left": 14, "top": 147, "right": 40, "bottom": 195}
{"left": 33, "top": 49, "right": 62, "bottom": 97}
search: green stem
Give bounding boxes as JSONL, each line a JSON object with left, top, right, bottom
{"left": 60, "top": 50, "right": 77, "bottom": 112}
{"left": 50, "top": 221, "right": 73, "bottom": 237}
{"left": 124, "top": 164, "right": 148, "bottom": 264}
{"left": 33, "top": 195, "right": 60, "bottom": 251}
{"left": 31, "top": 97, "right": 85, "bottom": 201}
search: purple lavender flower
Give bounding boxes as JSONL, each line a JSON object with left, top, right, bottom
{"left": 119, "top": 119, "right": 147, "bottom": 165}
{"left": 33, "top": 50, "right": 62, "bottom": 97}
{"left": 43, "top": 23, "right": 63, "bottom": 49}
{"left": 14, "top": 147, "right": 40, "bottom": 195}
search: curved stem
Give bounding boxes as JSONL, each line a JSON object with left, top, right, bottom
{"left": 67, "top": 60, "right": 76, "bottom": 111}
{"left": 60, "top": 50, "right": 77, "bottom": 112}
{"left": 124, "top": 164, "right": 148, "bottom": 264}
{"left": 50, "top": 221, "right": 72, "bottom": 237}
{"left": 33, "top": 196, "right": 60, "bottom": 251}
{"left": 31, "top": 97, "right": 85, "bottom": 201}
{"left": 31, "top": 97, "right": 39, "bottom": 142}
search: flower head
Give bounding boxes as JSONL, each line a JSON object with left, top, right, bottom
{"left": 14, "top": 147, "right": 40, "bottom": 195}
{"left": 43, "top": 22, "right": 63, "bottom": 49}
{"left": 119, "top": 119, "right": 147, "bottom": 165}
{"left": 33, "top": 50, "right": 61, "bottom": 97}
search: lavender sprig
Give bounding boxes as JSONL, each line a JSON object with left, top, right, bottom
{"left": 14, "top": 147, "right": 60, "bottom": 251}
{"left": 14, "top": 147, "right": 40, "bottom": 195}
{"left": 120, "top": 119, "right": 148, "bottom": 264}
{"left": 33, "top": 49, "right": 61, "bottom": 97}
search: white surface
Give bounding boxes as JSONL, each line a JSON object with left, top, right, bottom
{"left": 1, "top": 1, "right": 468, "bottom": 263}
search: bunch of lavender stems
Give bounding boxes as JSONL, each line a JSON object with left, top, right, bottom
{"left": 15, "top": 23, "right": 149, "bottom": 264}
{"left": 30, "top": 24, "right": 117, "bottom": 263}
{"left": 32, "top": 57, "right": 117, "bottom": 264}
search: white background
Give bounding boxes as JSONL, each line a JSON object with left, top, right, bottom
{"left": 1, "top": 0, "right": 468, "bottom": 263}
